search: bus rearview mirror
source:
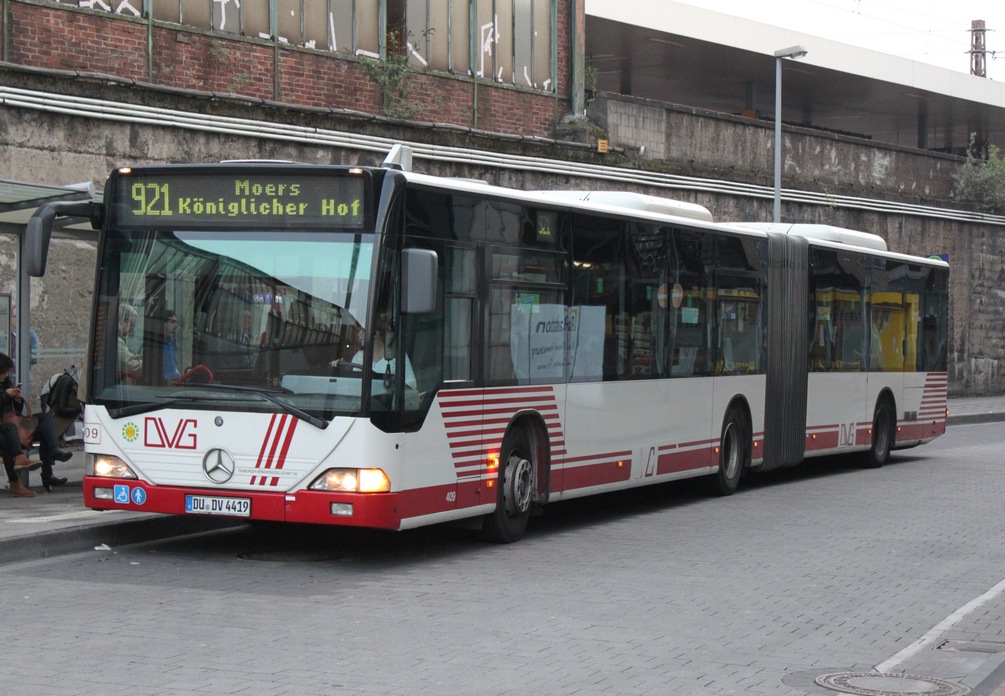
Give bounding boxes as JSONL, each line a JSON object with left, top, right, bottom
{"left": 402, "top": 248, "right": 437, "bottom": 314}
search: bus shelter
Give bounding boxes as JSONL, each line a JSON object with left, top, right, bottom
{"left": 0, "top": 179, "right": 97, "bottom": 383}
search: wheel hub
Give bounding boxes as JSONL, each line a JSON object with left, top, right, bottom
{"left": 505, "top": 455, "right": 533, "bottom": 516}
{"left": 722, "top": 422, "right": 740, "bottom": 478}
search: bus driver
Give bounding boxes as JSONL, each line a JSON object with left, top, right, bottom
{"left": 330, "top": 313, "right": 416, "bottom": 390}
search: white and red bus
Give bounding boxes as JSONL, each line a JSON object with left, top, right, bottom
{"left": 27, "top": 149, "right": 948, "bottom": 542}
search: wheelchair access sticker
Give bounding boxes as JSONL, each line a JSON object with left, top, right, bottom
{"left": 113, "top": 484, "right": 146, "bottom": 506}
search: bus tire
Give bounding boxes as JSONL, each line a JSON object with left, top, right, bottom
{"left": 483, "top": 428, "right": 535, "bottom": 544}
{"left": 709, "top": 406, "right": 746, "bottom": 496}
{"left": 861, "top": 395, "right": 895, "bottom": 468}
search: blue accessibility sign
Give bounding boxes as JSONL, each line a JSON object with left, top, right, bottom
{"left": 113, "top": 484, "right": 130, "bottom": 504}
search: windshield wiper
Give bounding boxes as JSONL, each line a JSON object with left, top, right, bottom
{"left": 107, "top": 385, "right": 329, "bottom": 428}
{"left": 108, "top": 397, "right": 198, "bottom": 419}
{"left": 184, "top": 383, "right": 329, "bottom": 429}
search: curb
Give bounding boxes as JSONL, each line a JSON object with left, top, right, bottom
{"left": 0, "top": 515, "right": 244, "bottom": 564}
{"left": 947, "top": 413, "right": 1005, "bottom": 427}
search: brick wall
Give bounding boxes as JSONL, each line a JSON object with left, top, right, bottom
{"left": 9, "top": 4, "right": 144, "bottom": 80}
{"left": 3, "top": 0, "right": 571, "bottom": 139}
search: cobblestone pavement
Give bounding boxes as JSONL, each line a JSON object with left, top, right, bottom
{"left": 1, "top": 397, "right": 1004, "bottom": 695}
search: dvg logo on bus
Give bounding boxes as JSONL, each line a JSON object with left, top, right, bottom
{"left": 203, "top": 449, "right": 236, "bottom": 484}
{"left": 145, "top": 417, "right": 198, "bottom": 449}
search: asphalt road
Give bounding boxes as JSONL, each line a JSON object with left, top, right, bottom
{"left": 4, "top": 421, "right": 1005, "bottom": 695}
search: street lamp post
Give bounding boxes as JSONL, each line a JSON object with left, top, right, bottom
{"left": 773, "top": 45, "right": 808, "bottom": 223}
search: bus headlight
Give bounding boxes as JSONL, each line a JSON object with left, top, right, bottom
{"left": 309, "top": 468, "right": 390, "bottom": 493}
{"left": 86, "top": 454, "right": 138, "bottom": 479}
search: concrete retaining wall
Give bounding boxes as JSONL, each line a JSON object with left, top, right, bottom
{"left": 2, "top": 76, "right": 1002, "bottom": 398}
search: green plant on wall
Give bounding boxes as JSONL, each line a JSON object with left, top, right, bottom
{"left": 361, "top": 30, "right": 431, "bottom": 120}
{"left": 585, "top": 65, "right": 599, "bottom": 98}
{"left": 954, "top": 133, "right": 1005, "bottom": 214}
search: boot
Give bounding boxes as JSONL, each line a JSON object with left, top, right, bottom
{"left": 8, "top": 480, "right": 36, "bottom": 497}
{"left": 42, "top": 476, "right": 68, "bottom": 493}
{"left": 13, "top": 454, "right": 42, "bottom": 472}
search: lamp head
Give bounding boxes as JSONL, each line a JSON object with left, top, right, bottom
{"left": 774, "top": 45, "right": 808, "bottom": 59}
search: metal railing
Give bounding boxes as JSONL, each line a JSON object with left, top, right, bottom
{"left": 3, "top": 84, "right": 1004, "bottom": 227}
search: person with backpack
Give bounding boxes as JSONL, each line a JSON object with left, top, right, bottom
{"left": 41, "top": 365, "right": 84, "bottom": 442}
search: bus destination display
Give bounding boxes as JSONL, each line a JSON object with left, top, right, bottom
{"left": 112, "top": 171, "right": 368, "bottom": 229}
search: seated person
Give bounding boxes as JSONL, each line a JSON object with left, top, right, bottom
{"left": 330, "top": 315, "right": 416, "bottom": 390}
{"left": 1, "top": 352, "right": 71, "bottom": 495}
{"left": 1, "top": 422, "right": 41, "bottom": 498}
{"left": 118, "top": 303, "right": 142, "bottom": 374}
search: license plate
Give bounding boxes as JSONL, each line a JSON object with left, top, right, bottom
{"left": 185, "top": 495, "right": 251, "bottom": 517}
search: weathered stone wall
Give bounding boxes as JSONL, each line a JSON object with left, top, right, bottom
{"left": 590, "top": 93, "right": 962, "bottom": 204}
{"left": 2, "top": 73, "right": 1003, "bottom": 398}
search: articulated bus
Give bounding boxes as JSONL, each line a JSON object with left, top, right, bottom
{"left": 27, "top": 149, "right": 948, "bottom": 542}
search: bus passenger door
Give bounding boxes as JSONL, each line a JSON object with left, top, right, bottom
{"left": 432, "top": 244, "right": 478, "bottom": 511}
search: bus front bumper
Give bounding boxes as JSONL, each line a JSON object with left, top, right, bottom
{"left": 83, "top": 476, "right": 404, "bottom": 529}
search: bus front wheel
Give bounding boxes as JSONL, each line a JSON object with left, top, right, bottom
{"left": 483, "top": 428, "right": 535, "bottom": 544}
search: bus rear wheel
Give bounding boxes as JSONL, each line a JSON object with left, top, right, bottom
{"left": 483, "top": 429, "right": 535, "bottom": 544}
{"left": 861, "top": 396, "right": 895, "bottom": 468}
{"left": 709, "top": 406, "right": 746, "bottom": 496}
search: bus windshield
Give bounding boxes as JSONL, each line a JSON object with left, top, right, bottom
{"left": 91, "top": 227, "right": 379, "bottom": 422}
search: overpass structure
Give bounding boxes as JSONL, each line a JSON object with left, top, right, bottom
{"left": 585, "top": 0, "right": 1005, "bottom": 152}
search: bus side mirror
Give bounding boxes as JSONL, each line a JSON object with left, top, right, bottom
{"left": 402, "top": 248, "right": 437, "bottom": 314}
{"left": 25, "top": 207, "right": 56, "bottom": 277}
{"left": 25, "top": 201, "right": 100, "bottom": 277}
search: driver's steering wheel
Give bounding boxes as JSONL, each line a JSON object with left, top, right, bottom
{"left": 116, "top": 371, "right": 145, "bottom": 385}
{"left": 171, "top": 364, "right": 215, "bottom": 385}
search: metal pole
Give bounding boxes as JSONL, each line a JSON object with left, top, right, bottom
{"left": 773, "top": 55, "right": 782, "bottom": 223}
{"left": 771, "top": 45, "right": 806, "bottom": 223}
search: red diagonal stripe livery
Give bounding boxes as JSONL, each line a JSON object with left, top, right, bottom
{"left": 250, "top": 414, "right": 298, "bottom": 487}
{"left": 919, "top": 372, "right": 948, "bottom": 421}
{"left": 439, "top": 387, "right": 566, "bottom": 481}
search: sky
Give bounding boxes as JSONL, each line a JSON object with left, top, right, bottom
{"left": 678, "top": 0, "right": 1005, "bottom": 81}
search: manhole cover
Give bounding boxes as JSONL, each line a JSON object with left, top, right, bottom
{"left": 815, "top": 672, "right": 969, "bottom": 696}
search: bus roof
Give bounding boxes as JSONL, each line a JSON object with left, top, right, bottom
{"left": 395, "top": 166, "right": 940, "bottom": 265}
{"left": 401, "top": 170, "right": 724, "bottom": 228}
{"left": 531, "top": 191, "right": 714, "bottom": 222}
{"left": 737, "top": 223, "right": 888, "bottom": 252}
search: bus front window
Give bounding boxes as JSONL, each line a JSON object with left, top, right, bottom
{"left": 93, "top": 229, "right": 377, "bottom": 420}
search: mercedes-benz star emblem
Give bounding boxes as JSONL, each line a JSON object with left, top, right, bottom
{"left": 202, "top": 448, "right": 236, "bottom": 484}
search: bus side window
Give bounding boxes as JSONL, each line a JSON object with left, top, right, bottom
{"left": 672, "top": 345, "right": 697, "bottom": 376}
{"left": 919, "top": 266, "right": 948, "bottom": 372}
{"left": 444, "top": 246, "right": 476, "bottom": 382}
{"left": 403, "top": 242, "right": 475, "bottom": 400}
{"left": 668, "top": 228, "right": 710, "bottom": 378}
{"left": 570, "top": 214, "right": 629, "bottom": 381}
